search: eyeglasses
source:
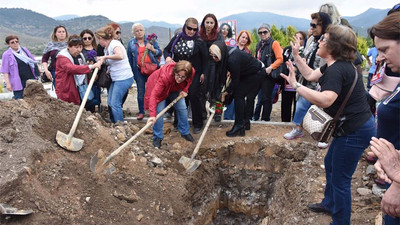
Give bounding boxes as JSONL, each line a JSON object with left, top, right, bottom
{"left": 175, "top": 73, "right": 187, "bottom": 80}
{"left": 319, "top": 34, "right": 327, "bottom": 43}
{"left": 186, "top": 26, "right": 198, "bottom": 32}
{"left": 210, "top": 53, "right": 218, "bottom": 59}
{"left": 258, "top": 31, "right": 269, "bottom": 35}
{"left": 116, "top": 31, "right": 121, "bottom": 35}
{"left": 310, "top": 23, "right": 318, "bottom": 29}
{"left": 9, "top": 40, "right": 19, "bottom": 44}
{"left": 83, "top": 37, "right": 92, "bottom": 41}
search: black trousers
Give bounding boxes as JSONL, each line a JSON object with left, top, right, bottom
{"left": 234, "top": 71, "right": 264, "bottom": 126}
{"left": 281, "top": 90, "right": 296, "bottom": 122}
{"left": 188, "top": 72, "right": 205, "bottom": 129}
{"left": 246, "top": 76, "right": 275, "bottom": 121}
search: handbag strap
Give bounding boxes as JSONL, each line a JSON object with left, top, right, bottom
{"left": 332, "top": 65, "right": 358, "bottom": 122}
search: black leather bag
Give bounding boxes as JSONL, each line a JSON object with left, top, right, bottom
{"left": 97, "top": 65, "right": 111, "bottom": 88}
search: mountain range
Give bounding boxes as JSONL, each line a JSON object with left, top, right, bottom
{"left": 0, "top": 7, "right": 389, "bottom": 57}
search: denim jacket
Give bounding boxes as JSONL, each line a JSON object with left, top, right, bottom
{"left": 127, "top": 37, "right": 162, "bottom": 76}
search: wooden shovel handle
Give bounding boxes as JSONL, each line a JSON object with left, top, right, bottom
{"left": 189, "top": 109, "right": 215, "bottom": 161}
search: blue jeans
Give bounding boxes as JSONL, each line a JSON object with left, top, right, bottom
{"left": 223, "top": 100, "right": 235, "bottom": 120}
{"left": 153, "top": 92, "right": 190, "bottom": 140}
{"left": 292, "top": 96, "right": 311, "bottom": 126}
{"left": 13, "top": 90, "right": 24, "bottom": 99}
{"left": 321, "top": 116, "right": 376, "bottom": 225}
{"left": 134, "top": 70, "right": 148, "bottom": 114}
{"left": 108, "top": 77, "right": 134, "bottom": 123}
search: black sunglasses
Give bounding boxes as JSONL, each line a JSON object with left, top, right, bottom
{"left": 186, "top": 26, "right": 198, "bottom": 32}
{"left": 83, "top": 37, "right": 92, "bottom": 41}
{"left": 258, "top": 31, "right": 268, "bottom": 35}
{"left": 310, "top": 23, "right": 318, "bottom": 29}
{"left": 116, "top": 31, "right": 121, "bottom": 35}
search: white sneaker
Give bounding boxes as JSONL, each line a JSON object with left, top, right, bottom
{"left": 317, "top": 142, "right": 329, "bottom": 149}
{"left": 284, "top": 128, "right": 304, "bottom": 140}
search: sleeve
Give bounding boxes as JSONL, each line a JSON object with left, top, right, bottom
{"left": 226, "top": 56, "right": 240, "bottom": 94}
{"left": 149, "top": 74, "right": 167, "bottom": 117}
{"left": 0, "top": 53, "right": 9, "bottom": 73}
{"left": 152, "top": 41, "right": 162, "bottom": 57}
{"left": 127, "top": 40, "right": 134, "bottom": 69}
{"left": 367, "top": 48, "right": 372, "bottom": 57}
{"left": 163, "top": 36, "right": 176, "bottom": 59}
{"left": 320, "top": 65, "right": 343, "bottom": 95}
{"left": 198, "top": 40, "right": 208, "bottom": 75}
{"left": 42, "top": 51, "right": 50, "bottom": 64}
{"left": 270, "top": 41, "right": 283, "bottom": 69}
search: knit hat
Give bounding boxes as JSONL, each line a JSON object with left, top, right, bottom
{"left": 258, "top": 23, "right": 271, "bottom": 32}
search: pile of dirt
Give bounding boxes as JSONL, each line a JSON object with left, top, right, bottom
{"left": 0, "top": 80, "right": 382, "bottom": 224}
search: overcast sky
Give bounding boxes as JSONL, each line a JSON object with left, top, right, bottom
{"left": 1, "top": 0, "right": 396, "bottom": 24}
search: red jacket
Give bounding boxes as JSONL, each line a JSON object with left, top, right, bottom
{"left": 144, "top": 62, "right": 194, "bottom": 117}
{"left": 55, "top": 51, "right": 91, "bottom": 105}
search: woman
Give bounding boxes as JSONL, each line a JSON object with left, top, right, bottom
{"left": 251, "top": 23, "right": 283, "bottom": 122}
{"left": 236, "top": 30, "right": 252, "bottom": 54}
{"left": 145, "top": 61, "right": 195, "bottom": 148}
{"left": 55, "top": 35, "right": 102, "bottom": 106}
{"left": 367, "top": 12, "right": 400, "bottom": 224}
{"left": 219, "top": 23, "right": 234, "bottom": 46}
{"left": 281, "top": 25, "right": 375, "bottom": 225}
{"left": 163, "top": 17, "right": 208, "bottom": 134}
{"left": 96, "top": 25, "right": 134, "bottom": 123}
{"left": 209, "top": 41, "right": 264, "bottom": 137}
{"left": 1, "top": 35, "right": 38, "bottom": 99}
{"left": 127, "top": 23, "right": 162, "bottom": 120}
{"left": 200, "top": 14, "right": 224, "bottom": 122}
{"left": 80, "top": 29, "right": 101, "bottom": 112}
{"left": 42, "top": 25, "right": 68, "bottom": 87}
{"left": 281, "top": 31, "right": 307, "bottom": 122}
{"left": 97, "top": 22, "right": 123, "bottom": 57}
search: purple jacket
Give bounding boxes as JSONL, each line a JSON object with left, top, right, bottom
{"left": 0, "top": 47, "right": 37, "bottom": 91}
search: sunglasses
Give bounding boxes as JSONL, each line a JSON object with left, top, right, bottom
{"left": 186, "top": 26, "right": 198, "bottom": 32}
{"left": 9, "top": 40, "right": 19, "bottom": 44}
{"left": 175, "top": 73, "right": 186, "bottom": 80}
{"left": 310, "top": 23, "right": 318, "bottom": 29}
{"left": 83, "top": 37, "right": 92, "bottom": 41}
{"left": 319, "top": 34, "right": 327, "bottom": 43}
{"left": 116, "top": 31, "right": 121, "bottom": 35}
{"left": 258, "top": 31, "right": 269, "bottom": 35}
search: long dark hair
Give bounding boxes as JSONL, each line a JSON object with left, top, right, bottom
{"left": 199, "top": 13, "right": 218, "bottom": 41}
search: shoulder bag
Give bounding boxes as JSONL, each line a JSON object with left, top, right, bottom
{"left": 139, "top": 45, "right": 158, "bottom": 76}
{"left": 302, "top": 66, "right": 358, "bottom": 143}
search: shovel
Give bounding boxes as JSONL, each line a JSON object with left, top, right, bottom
{"left": 179, "top": 102, "right": 216, "bottom": 172}
{"left": 90, "top": 95, "right": 183, "bottom": 173}
{"left": 56, "top": 68, "right": 99, "bottom": 152}
{"left": 0, "top": 203, "right": 33, "bottom": 216}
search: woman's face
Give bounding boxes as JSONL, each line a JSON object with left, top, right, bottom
{"left": 295, "top": 33, "right": 305, "bottom": 46}
{"left": 68, "top": 45, "right": 83, "bottom": 57}
{"left": 174, "top": 71, "right": 187, "bottom": 84}
{"left": 97, "top": 37, "right": 107, "bottom": 48}
{"left": 115, "top": 27, "right": 121, "bottom": 40}
{"left": 8, "top": 38, "right": 19, "bottom": 51}
{"left": 375, "top": 37, "right": 400, "bottom": 73}
{"left": 258, "top": 28, "right": 270, "bottom": 41}
{"left": 56, "top": 27, "right": 67, "bottom": 42}
{"left": 310, "top": 19, "right": 322, "bottom": 37}
{"left": 82, "top": 33, "right": 93, "bottom": 47}
{"left": 185, "top": 22, "right": 198, "bottom": 37}
{"left": 238, "top": 32, "right": 249, "bottom": 47}
{"left": 134, "top": 25, "right": 145, "bottom": 40}
{"left": 204, "top": 17, "right": 215, "bottom": 34}
{"left": 317, "top": 33, "right": 330, "bottom": 58}
{"left": 221, "top": 25, "right": 229, "bottom": 39}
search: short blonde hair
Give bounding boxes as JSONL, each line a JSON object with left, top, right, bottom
{"left": 173, "top": 60, "right": 193, "bottom": 79}
{"left": 209, "top": 44, "right": 221, "bottom": 60}
{"left": 132, "top": 23, "right": 144, "bottom": 35}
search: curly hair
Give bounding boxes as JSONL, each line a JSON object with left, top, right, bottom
{"left": 95, "top": 25, "right": 115, "bottom": 40}
{"left": 325, "top": 25, "right": 357, "bottom": 61}
{"left": 219, "top": 23, "right": 233, "bottom": 39}
{"left": 173, "top": 60, "right": 193, "bottom": 79}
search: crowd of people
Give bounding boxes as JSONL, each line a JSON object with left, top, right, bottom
{"left": 1, "top": 2, "right": 399, "bottom": 224}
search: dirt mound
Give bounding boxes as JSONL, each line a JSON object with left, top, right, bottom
{"left": 0, "top": 81, "right": 382, "bottom": 224}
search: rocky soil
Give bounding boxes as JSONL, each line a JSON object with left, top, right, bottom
{"left": 0, "top": 80, "right": 383, "bottom": 225}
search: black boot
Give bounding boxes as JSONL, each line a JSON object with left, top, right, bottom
{"left": 226, "top": 125, "right": 245, "bottom": 137}
{"left": 245, "top": 120, "right": 251, "bottom": 130}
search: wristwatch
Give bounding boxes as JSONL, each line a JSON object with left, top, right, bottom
{"left": 294, "top": 82, "right": 302, "bottom": 91}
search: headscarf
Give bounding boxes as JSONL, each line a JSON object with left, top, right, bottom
{"left": 169, "top": 24, "right": 199, "bottom": 53}
{"left": 43, "top": 41, "right": 67, "bottom": 54}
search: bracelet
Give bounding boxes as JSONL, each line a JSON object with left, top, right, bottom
{"left": 294, "top": 82, "right": 302, "bottom": 91}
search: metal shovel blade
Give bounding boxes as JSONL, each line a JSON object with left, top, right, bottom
{"left": 90, "top": 149, "right": 116, "bottom": 174}
{"left": 179, "top": 156, "right": 202, "bottom": 173}
{"left": 56, "top": 130, "right": 84, "bottom": 152}
{"left": 0, "top": 204, "right": 33, "bottom": 216}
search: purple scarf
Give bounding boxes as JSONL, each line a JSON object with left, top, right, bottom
{"left": 170, "top": 24, "right": 199, "bottom": 53}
